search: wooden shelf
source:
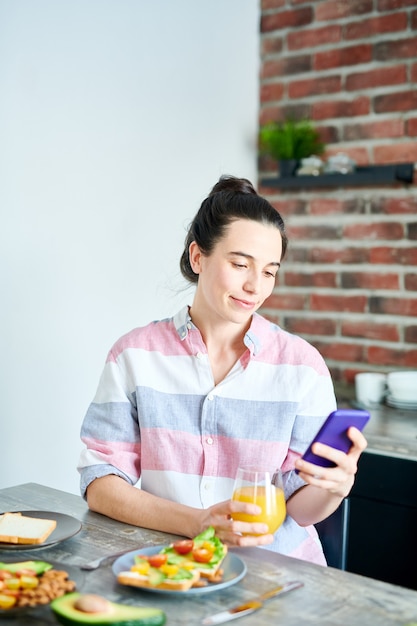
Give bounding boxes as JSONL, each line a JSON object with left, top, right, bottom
{"left": 261, "top": 163, "right": 415, "bottom": 190}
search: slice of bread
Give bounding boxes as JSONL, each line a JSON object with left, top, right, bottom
{"left": 117, "top": 569, "right": 201, "bottom": 591}
{"left": 0, "top": 512, "right": 57, "bottom": 545}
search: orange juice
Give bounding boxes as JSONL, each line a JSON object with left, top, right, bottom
{"left": 232, "top": 485, "right": 286, "bottom": 534}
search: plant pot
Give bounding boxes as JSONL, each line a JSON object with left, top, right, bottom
{"left": 279, "top": 159, "right": 299, "bottom": 177}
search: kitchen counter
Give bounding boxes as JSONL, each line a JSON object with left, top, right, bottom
{"left": 335, "top": 382, "right": 417, "bottom": 461}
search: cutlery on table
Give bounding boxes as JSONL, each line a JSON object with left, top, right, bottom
{"left": 201, "top": 580, "right": 303, "bottom": 625}
{"left": 80, "top": 549, "right": 135, "bottom": 570}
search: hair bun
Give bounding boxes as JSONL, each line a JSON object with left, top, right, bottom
{"left": 209, "top": 175, "right": 257, "bottom": 197}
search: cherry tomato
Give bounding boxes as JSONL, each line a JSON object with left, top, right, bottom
{"left": 192, "top": 547, "right": 214, "bottom": 563}
{"left": 147, "top": 554, "right": 168, "bottom": 568}
{"left": 172, "top": 540, "right": 194, "bottom": 555}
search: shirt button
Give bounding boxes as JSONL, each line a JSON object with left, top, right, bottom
{"left": 187, "top": 323, "right": 192, "bottom": 330}
{"left": 196, "top": 351, "right": 203, "bottom": 359}
{"left": 207, "top": 394, "right": 214, "bottom": 401}
{"left": 204, "top": 483, "right": 211, "bottom": 491}
{"left": 206, "top": 437, "right": 214, "bottom": 445}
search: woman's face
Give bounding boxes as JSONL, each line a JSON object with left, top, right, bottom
{"left": 190, "top": 218, "right": 283, "bottom": 326}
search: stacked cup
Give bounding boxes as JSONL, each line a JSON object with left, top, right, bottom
{"left": 355, "top": 372, "right": 386, "bottom": 408}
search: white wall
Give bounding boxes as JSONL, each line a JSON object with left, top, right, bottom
{"left": 0, "top": 1, "right": 260, "bottom": 494}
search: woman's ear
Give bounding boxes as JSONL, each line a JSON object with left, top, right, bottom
{"left": 189, "top": 241, "right": 202, "bottom": 274}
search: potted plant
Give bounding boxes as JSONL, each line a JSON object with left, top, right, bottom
{"left": 259, "top": 118, "right": 325, "bottom": 177}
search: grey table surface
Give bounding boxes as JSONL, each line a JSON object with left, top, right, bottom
{"left": 1, "top": 483, "right": 417, "bottom": 625}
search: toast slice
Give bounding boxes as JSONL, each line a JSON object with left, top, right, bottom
{"left": 117, "top": 568, "right": 201, "bottom": 591}
{"left": 0, "top": 512, "right": 57, "bottom": 545}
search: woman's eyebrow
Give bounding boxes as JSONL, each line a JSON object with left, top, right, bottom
{"left": 228, "top": 251, "right": 281, "bottom": 267}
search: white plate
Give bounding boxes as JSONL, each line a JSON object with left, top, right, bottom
{"left": 386, "top": 395, "right": 417, "bottom": 410}
{"left": 113, "top": 545, "right": 247, "bottom": 595}
{"left": 0, "top": 510, "right": 82, "bottom": 550}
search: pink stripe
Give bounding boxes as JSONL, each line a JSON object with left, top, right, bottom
{"left": 106, "top": 320, "right": 190, "bottom": 363}
{"left": 141, "top": 430, "right": 289, "bottom": 479}
{"left": 252, "top": 315, "right": 330, "bottom": 374}
{"left": 289, "top": 532, "right": 327, "bottom": 566}
{"left": 82, "top": 437, "right": 141, "bottom": 479}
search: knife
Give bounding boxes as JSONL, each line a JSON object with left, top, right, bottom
{"left": 201, "top": 580, "right": 303, "bottom": 625}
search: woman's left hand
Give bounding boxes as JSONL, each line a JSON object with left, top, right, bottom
{"left": 294, "top": 426, "right": 368, "bottom": 498}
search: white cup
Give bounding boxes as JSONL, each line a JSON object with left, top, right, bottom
{"left": 355, "top": 372, "right": 386, "bottom": 407}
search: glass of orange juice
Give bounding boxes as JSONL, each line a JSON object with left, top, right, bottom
{"left": 231, "top": 466, "right": 286, "bottom": 534}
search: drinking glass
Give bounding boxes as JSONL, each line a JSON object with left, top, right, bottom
{"left": 231, "top": 466, "right": 286, "bottom": 535}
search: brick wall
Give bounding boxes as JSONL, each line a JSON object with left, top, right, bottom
{"left": 258, "top": 0, "right": 417, "bottom": 383}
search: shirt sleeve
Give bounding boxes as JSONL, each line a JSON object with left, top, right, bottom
{"left": 77, "top": 352, "right": 141, "bottom": 499}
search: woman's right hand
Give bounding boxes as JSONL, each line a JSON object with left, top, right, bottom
{"left": 195, "top": 499, "right": 275, "bottom": 547}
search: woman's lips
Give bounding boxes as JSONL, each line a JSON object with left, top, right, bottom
{"left": 231, "top": 296, "right": 257, "bottom": 309}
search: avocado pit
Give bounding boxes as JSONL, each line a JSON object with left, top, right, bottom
{"left": 73, "top": 594, "right": 112, "bottom": 614}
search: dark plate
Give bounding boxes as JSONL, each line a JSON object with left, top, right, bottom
{"left": 0, "top": 559, "right": 84, "bottom": 617}
{"left": 0, "top": 510, "right": 82, "bottom": 550}
{"left": 113, "top": 545, "right": 247, "bottom": 595}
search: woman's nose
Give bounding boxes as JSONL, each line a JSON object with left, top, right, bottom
{"left": 243, "top": 271, "right": 261, "bottom": 293}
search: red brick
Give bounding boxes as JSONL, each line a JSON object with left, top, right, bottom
{"left": 405, "top": 274, "right": 417, "bottom": 291}
{"left": 372, "top": 197, "right": 417, "bottom": 215}
{"left": 375, "top": 37, "right": 417, "bottom": 61}
{"left": 373, "top": 142, "right": 417, "bottom": 164}
{"left": 288, "top": 75, "right": 341, "bottom": 98}
{"left": 261, "top": 7, "right": 313, "bottom": 32}
{"left": 316, "top": 0, "right": 373, "bottom": 21}
{"left": 344, "top": 13, "right": 407, "bottom": 40}
{"left": 345, "top": 65, "right": 407, "bottom": 91}
{"left": 370, "top": 296, "right": 417, "bottom": 316}
{"left": 310, "top": 294, "right": 367, "bottom": 313}
{"left": 314, "top": 44, "right": 372, "bottom": 71}
{"left": 405, "top": 325, "right": 417, "bottom": 343}
{"left": 412, "top": 9, "right": 417, "bottom": 29}
{"left": 406, "top": 117, "right": 417, "bottom": 136}
{"left": 412, "top": 62, "right": 417, "bottom": 84}
{"left": 264, "top": 292, "right": 306, "bottom": 310}
{"left": 367, "top": 345, "right": 417, "bottom": 367}
{"left": 284, "top": 317, "right": 337, "bottom": 336}
{"left": 261, "top": 0, "right": 285, "bottom": 9}
{"left": 408, "top": 223, "right": 417, "bottom": 240}
{"left": 287, "top": 224, "right": 340, "bottom": 240}
{"left": 343, "top": 119, "right": 404, "bottom": 141}
{"left": 309, "top": 246, "right": 369, "bottom": 264}
{"left": 287, "top": 24, "right": 341, "bottom": 50}
{"left": 312, "top": 97, "right": 370, "bottom": 120}
{"left": 342, "top": 321, "right": 399, "bottom": 342}
{"left": 261, "top": 56, "right": 311, "bottom": 79}
{"left": 314, "top": 341, "right": 365, "bottom": 363}
{"left": 262, "top": 36, "right": 284, "bottom": 55}
{"left": 374, "top": 90, "right": 417, "bottom": 113}
{"left": 343, "top": 222, "right": 404, "bottom": 240}
{"left": 341, "top": 272, "right": 400, "bottom": 290}
{"left": 378, "top": 0, "right": 417, "bottom": 8}
{"left": 260, "top": 82, "right": 285, "bottom": 103}
{"left": 270, "top": 198, "right": 308, "bottom": 216}
{"left": 284, "top": 272, "right": 337, "bottom": 288}
{"left": 309, "top": 198, "right": 362, "bottom": 215}
{"left": 370, "top": 247, "right": 417, "bottom": 265}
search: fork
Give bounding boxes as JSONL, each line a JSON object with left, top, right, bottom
{"left": 80, "top": 548, "right": 133, "bottom": 570}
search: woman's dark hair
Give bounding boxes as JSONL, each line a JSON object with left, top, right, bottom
{"left": 180, "top": 175, "right": 288, "bottom": 284}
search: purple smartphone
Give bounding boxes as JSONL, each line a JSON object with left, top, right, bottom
{"left": 299, "top": 408, "right": 370, "bottom": 469}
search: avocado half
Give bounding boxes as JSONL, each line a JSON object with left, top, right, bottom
{"left": 50, "top": 593, "right": 166, "bottom": 626}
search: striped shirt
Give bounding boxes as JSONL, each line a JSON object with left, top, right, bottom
{"left": 78, "top": 306, "right": 336, "bottom": 565}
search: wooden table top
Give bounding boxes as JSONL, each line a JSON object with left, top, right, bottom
{"left": 1, "top": 483, "right": 416, "bottom": 625}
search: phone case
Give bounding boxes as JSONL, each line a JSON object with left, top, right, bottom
{"left": 299, "top": 408, "right": 370, "bottom": 469}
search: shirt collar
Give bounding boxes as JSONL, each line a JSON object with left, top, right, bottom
{"left": 174, "top": 306, "right": 263, "bottom": 356}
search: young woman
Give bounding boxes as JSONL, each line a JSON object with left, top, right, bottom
{"left": 78, "top": 175, "right": 367, "bottom": 565}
